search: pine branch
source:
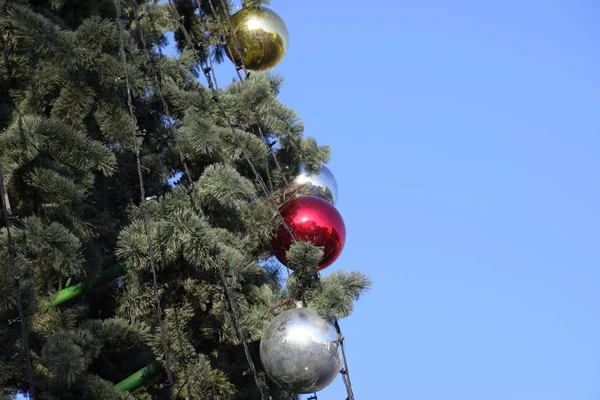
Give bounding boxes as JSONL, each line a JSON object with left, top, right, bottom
{"left": 0, "top": 115, "right": 117, "bottom": 183}
{"left": 308, "top": 270, "right": 373, "bottom": 321}
{"left": 196, "top": 163, "right": 256, "bottom": 209}
{"left": 14, "top": 216, "right": 85, "bottom": 282}
{"left": 6, "top": 5, "right": 80, "bottom": 71}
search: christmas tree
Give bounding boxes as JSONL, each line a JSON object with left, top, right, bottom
{"left": 0, "top": 1, "right": 371, "bottom": 399}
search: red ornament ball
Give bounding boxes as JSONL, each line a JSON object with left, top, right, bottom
{"left": 271, "top": 196, "right": 346, "bottom": 271}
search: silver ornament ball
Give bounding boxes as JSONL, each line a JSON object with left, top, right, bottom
{"left": 292, "top": 163, "right": 339, "bottom": 205}
{"left": 259, "top": 307, "right": 341, "bottom": 394}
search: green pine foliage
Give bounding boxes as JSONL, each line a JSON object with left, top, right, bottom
{"left": 0, "top": 0, "right": 371, "bottom": 399}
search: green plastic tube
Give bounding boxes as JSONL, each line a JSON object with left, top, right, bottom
{"left": 38, "top": 259, "right": 161, "bottom": 392}
{"left": 40, "top": 259, "right": 132, "bottom": 310}
{"left": 114, "top": 361, "right": 161, "bottom": 392}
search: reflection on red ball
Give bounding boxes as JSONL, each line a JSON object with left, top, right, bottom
{"left": 271, "top": 196, "right": 346, "bottom": 271}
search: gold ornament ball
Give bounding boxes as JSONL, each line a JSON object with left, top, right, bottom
{"left": 226, "top": 5, "right": 289, "bottom": 71}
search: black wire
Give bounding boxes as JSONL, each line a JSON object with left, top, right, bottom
{"left": 201, "top": 0, "right": 295, "bottom": 240}
{"left": 204, "top": 1, "right": 295, "bottom": 281}
{"left": 334, "top": 320, "right": 355, "bottom": 400}
{"left": 132, "top": 2, "right": 266, "bottom": 398}
{"left": 204, "top": 25, "right": 221, "bottom": 90}
{"left": 129, "top": 5, "right": 199, "bottom": 396}
{"left": 258, "top": 125, "right": 290, "bottom": 189}
{"left": 131, "top": 4, "right": 263, "bottom": 397}
{"left": 168, "top": 0, "right": 296, "bottom": 242}
{"left": 1, "top": 2, "right": 36, "bottom": 396}
{"left": 167, "top": 5, "right": 366, "bottom": 400}
{"left": 163, "top": 3, "right": 277, "bottom": 398}
{"left": 215, "top": 256, "right": 266, "bottom": 400}
{"left": 199, "top": 3, "right": 293, "bottom": 281}
{"left": 215, "top": 0, "right": 248, "bottom": 78}
{"left": 0, "top": 163, "right": 36, "bottom": 400}
{"left": 211, "top": 5, "right": 358, "bottom": 399}
{"left": 206, "top": 0, "right": 245, "bottom": 81}
{"left": 206, "top": 0, "right": 291, "bottom": 192}
{"left": 114, "top": 1, "right": 176, "bottom": 398}
{"left": 129, "top": 0, "right": 204, "bottom": 215}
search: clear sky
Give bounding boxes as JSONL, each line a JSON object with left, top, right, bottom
{"left": 17, "top": 1, "right": 600, "bottom": 399}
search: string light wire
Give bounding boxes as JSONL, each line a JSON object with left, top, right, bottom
{"left": 1, "top": 1, "right": 36, "bottom": 397}
{"left": 167, "top": 0, "right": 296, "bottom": 242}
{"left": 0, "top": 164, "right": 36, "bottom": 400}
{"left": 206, "top": 2, "right": 357, "bottom": 398}
{"left": 114, "top": 1, "right": 176, "bottom": 398}
{"left": 129, "top": 0, "right": 204, "bottom": 214}
{"left": 129, "top": 2, "right": 265, "bottom": 398}
{"left": 207, "top": 0, "right": 291, "bottom": 190}
{"left": 206, "top": 0, "right": 245, "bottom": 81}
{"left": 126, "top": 2, "right": 354, "bottom": 400}
{"left": 214, "top": 255, "right": 266, "bottom": 400}
{"left": 199, "top": 1, "right": 293, "bottom": 281}
{"left": 214, "top": 0, "right": 248, "bottom": 76}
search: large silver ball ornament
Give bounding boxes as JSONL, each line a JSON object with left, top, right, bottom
{"left": 292, "top": 164, "right": 339, "bottom": 205}
{"left": 259, "top": 307, "right": 341, "bottom": 394}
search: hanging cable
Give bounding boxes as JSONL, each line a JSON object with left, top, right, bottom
{"left": 206, "top": 0, "right": 291, "bottom": 190}
{"left": 167, "top": 0, "right": 296, "bottom": 242}
{"left": 114, "top": 1, "right": 175, "bottom": 398}
{"left": 131, "top": 3, "right": 266, "bottom": 398}
{"left": 1, "top": 2, "right": 36, "bottom": 397}
{"left": 206, "top": 0, "right": 244, "bottom": 81}
{"left": 210, "top": 3, "right": 358, "bottom": 399}
{"left": 205, "top": 0, "right": 287, "bottom": 199}
{"left": 195, "top": 8, "right": 293, "bottom": 282}
{"left": 0, "top": 164, "right": 36, "bottom": 400}
{"left": 194, "top": 4, "right": 221, "bottom": 88}
{"left": 334, "top": 320, "right": 355, "bottom": 400}
{"left": 200, "top": 0, "right": 295, "bottom": 270}
{"left": 197, "top": 2, "right": 293, "bottom": 277}
{"left": 129, "top": 0, "right": 204, "bottom": 214}
{"left": 215, "top": 255, "right": 266, "bottom": 400}
{"left": 215, "top": 0, "right": 248, "bottom": 77}
{"left": 166, "top": 4, "right": 359, "bottom": 400}
{"left": 258, "top": 125, "right": 290, "bottom": 188}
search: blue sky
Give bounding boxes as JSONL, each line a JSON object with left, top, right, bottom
{"left": 18, "top": 1, "right": 600, "bottom": 399}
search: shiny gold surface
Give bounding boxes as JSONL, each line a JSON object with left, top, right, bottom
{"left": 226, "top": 6, "right": 289, "bottom": 71}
